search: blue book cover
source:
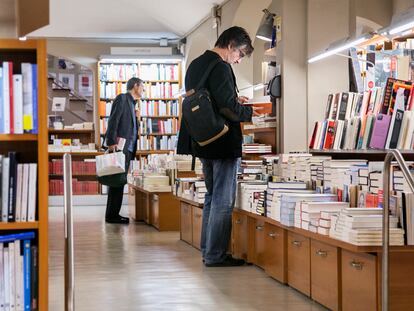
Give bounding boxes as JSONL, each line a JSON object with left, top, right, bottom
{"left": 23, "top": 239, "right": 31, "bottom": 311}
{"left": 32, "top": 64, "right": 38, "bottom": 134}
{"left": 0, "top": 67, "right": 3, "bottom": 133}
{"left": 0, "top": 231, "right": 35, "bottom": 243}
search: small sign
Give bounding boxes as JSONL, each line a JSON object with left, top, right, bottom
{"left": 52, "top": 97, "right": 66, "bottom": 112}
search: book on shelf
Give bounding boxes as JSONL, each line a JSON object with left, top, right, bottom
{"left": 0, "top": 231, "right": 37, "bottom": 310}
{"left": 309, "top": 79, "right": 414, "bottom": 151}
{"left": 0, "top": 62, "right": 38, "bottom": 134}
{"left": 139, "top": 100, "right": 179, "bottom": 117}
{"left": 0, "top": 154, "right": 37, "bottom": 223}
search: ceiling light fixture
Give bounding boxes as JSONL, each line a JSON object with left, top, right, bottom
{"left": 308, "top": 36, "right": 369, "bottom": 63}
{"left": 256, "top": 9, "right": 276, "bottom": 42}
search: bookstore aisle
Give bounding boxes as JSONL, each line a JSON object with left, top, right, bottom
{"left": 48, "top": 204, "right": 326, "bottom": 311}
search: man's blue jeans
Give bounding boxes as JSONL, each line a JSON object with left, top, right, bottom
{"left": 199, "top": 157, "right": 240, "bottom": 264}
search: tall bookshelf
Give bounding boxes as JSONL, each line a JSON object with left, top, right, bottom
{"left": 0, "top": 39, "right": 48, "bottom": 310}
{"left": 97, "top": 59, "right": 182, "bottom": 159}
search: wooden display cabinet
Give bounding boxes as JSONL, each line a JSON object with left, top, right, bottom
{"left": 264, "top": 223, "right": 286, "bottom": 283}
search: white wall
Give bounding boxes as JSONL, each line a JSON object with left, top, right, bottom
{"left": 393, "top": 0, "right": 414, "bottom": 13}
{"left": 307, "top": 0, "right": 350, "bottom": 147}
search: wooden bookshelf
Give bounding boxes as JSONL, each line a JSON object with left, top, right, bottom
{"left": 0, "top": 39, "right": 49, "bottom": 310}
{"left": 48, "top": 151, "right": 103, "bottom": 157}
{"left": 0, "top": 134, "right": 38, "bottom": 141}
{"left": 242, "top": 127, "right": 276, "bottom": 134}
{"left": 97, "top": 59, "right": 182, "bottom": 157}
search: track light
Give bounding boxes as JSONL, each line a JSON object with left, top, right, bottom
{"left": 256, "top": 9, "right": 276, "bottom": 42}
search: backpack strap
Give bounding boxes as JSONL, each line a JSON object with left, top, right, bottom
{"left": 185, "top": 58, "right": 222, "bottom": 96}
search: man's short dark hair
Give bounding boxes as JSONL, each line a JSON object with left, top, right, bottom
{"left": 127, "top": 77, "right": 143, "bottom": 91}
{"left": 215, "top": 26, "right": 254, "bottom": 57}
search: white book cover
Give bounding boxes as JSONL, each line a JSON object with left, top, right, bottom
{"left": 20, "top": 164, "right": 29, "bottom": 222}
{"left": 27, "top": 163, "right": 37, "bottom": 221}
{"left": 12, "top": 75, "right": 23, "bottom": 134}
{"left": 21, "top": 63, "right": 33, "bottom": 122}
{"left": 4, "top": 247, "right": 10, "bottom": 310}
{"left": 14, "top": 165, "right": 23, "bottom": 222}
{"left": 2, "top": 62, "right": 10, "bottom": 134}
{"left": 14, "top": 240, "right": 23, "bottom": 311}
{"left": 0, "top": 243, "right": 4, "bottom": 311}
{"left": 2, "top": 158, "right": 9, "bottom": 222}
{"left": 9, "top": 243, "right": 15, "bottom": 311}
{"left": 385, "top": 88, "right": 405, "bottom": 149}
{"left": 345, "top": 92, "right": 354, "bottom": 120}
{"left": 403, "top": 111, "right": 414, "bottom": 149}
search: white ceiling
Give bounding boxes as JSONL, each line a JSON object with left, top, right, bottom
{"left": 29, "top": 0, "right": 227, "bottom": 42}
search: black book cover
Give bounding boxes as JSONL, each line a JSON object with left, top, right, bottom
{"left": 325, "top": 94, "right": 333, "bottom": 119}
{"left": 340, "top": 120, "right": 348, "bottom": 150}
{"left": 31, "top": 245, "right": 39, "bottom": 311}
{"left": 401, "top": 193, "right": 408, "bottom": 245}
{"left": 389, "top": 109, "right": 405, "bottom": 148}
{"left": 338, "top": 92, "right": 349, "bottom": 120}
{"left": 7, "top": 152, "right": 17, "bottom": 222}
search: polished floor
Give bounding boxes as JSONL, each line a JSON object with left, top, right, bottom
{"left": 48, "top": 204, "right": 327, "bottom": 311}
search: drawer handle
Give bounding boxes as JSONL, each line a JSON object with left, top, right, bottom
{"left": 195, "top": 214, "right": 202, "bottom": 219}
{"left": 291, "top": 240, "right": 302, "bottom": 247}
{"left": 268, "top": 232, "right": 279, "bottom": 238}
{"left": 316, "top": 250, "right": 327, "bottom": 257}
{"left": 256, "top": 225, "right": 264, "bottom": 231}
{"left": 350, "top": 261, "right": 364, "bottom": 270}
{"left": 235, "top": 219, "right": 242, "bottom": 224}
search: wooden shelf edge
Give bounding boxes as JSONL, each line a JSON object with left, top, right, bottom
{"left": 173, "top": 195, "right": 204, "bottom": 208}
{"left": 136, "top": 150, "right": 174, "bottom": 155}
{"left": 48, "top": 129, "right": 94, "bottom": 134}
{"left": 48, "top": 152, "right": 104, "bottom": 156}
{"left": 0, "top": 134, "right": 38, "bottom": 141}
{"left": 0, "top": 222, "right": 39, "bottom": 230}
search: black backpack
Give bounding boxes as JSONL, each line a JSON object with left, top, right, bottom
{"left": 181, "top": 59, "right": 228, "bottom": 146}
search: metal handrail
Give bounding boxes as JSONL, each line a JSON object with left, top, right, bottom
{"left": 382, "top": 149, "right": 414, "bottom": 311}
{"left": 64, "top": 153, "right": 75, "bottom": 311}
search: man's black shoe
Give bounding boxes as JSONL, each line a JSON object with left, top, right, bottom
{"left": 105, "top": 216, "right": 129, "bottom": 224}
{"left": 204, "top": 255, "right": 245, "bottom": 267}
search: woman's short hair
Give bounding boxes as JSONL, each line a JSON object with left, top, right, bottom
{"left": 215, "top": 26, "right": 254, "bottom": 57}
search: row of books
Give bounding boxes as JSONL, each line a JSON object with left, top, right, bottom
{"left": 310, "top": 78, "right": 414, "bottom": 150}
{"left": 0, "top": 232, "right": 38, "bottom": 311}
{"left": 0, "top": 62, "right": 38, "bottom": 134}
{"left": 49, "top": 179, "right": 100, "bottom": 195}
{"left": 99, "top": 64, "right": 139, "bottom": 81}
{"left": 142, "top": 82, "right": 179, "bottom": 99}
{"left": 139, "top": 64, "right": 179, "bottom": 81}
{"left": 243, "top": 115, "right": 276, "bottom": 130}
{"left": 174, "top": 178, "right": 206, "bottom": 204}
{"left": 242, "top": 144, "right": 272, "bottom": 154}
{"left": 99, "top": 63, "right": 179, "bottom": 82}
{"left": 139, "top": 118, "right": 178, "bottom": 135}
{"left": 0, "top": 154, "right": 37, "bottom": 223}
{"left": 99, "top": 82, "right": 126, "bottom": 100}
{"left": 138, "top": 100, "right": 179, "bottom": 117}
{"left": 49, "top": 159, "right": 96, "bottom": 176}
{"left": 129, "top": 174, "right": 171, "bottom": 192}
{"left": 137, "top": 135, "right": 177, "bottom": 151}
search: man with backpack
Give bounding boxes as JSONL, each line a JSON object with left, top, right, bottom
{"left": 178, "top": 26, "right": 257, "bottom": 266}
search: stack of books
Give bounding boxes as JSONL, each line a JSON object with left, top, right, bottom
{"left": 242, "top": 144, "right": 272, "bottom": 154}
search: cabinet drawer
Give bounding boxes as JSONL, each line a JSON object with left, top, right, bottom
{"left": 264, "top": 223, "right": 286, "bottom": 283}
{"left": 232, "top": 211, "right": 248, "bottom": 260}
{"left": 287, "top": 231, "right": 310, "bottom": 296}
{"left": 192, "top": 206, "right": 203, "bottom": 249}
{"left": 311, "top": 240, "right": 340, "bottom": 310}
{"left": 180, "top": 203, "right": 192, "bottom": 244}
{"left": 342, "top": 250, "right": 377, "bottom": 311}
{"left": 247, "top": 218, "right": 266, "bottom": 267}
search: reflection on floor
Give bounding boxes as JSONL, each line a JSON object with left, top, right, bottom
{"left": 48, "top": 205, "right": 327, "bottom": 311}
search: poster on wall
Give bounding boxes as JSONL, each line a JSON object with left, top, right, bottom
{"left": 59, "top": 73, "right": 75, "bottom": 90}
{"left": 78, "top": 73, "right": 93, "bottom": 97}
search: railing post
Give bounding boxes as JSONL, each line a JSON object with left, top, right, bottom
{"left": 64, "top": 153, "right": 75, "bottom": 311}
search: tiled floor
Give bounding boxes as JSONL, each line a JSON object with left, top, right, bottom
{"left": 48, "top": 205, "right": 327, "bottom": 311}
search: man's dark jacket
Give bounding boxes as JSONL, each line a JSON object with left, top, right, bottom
{"left": 105, "top": 93, "right": 137, "bottom": 155}
{"left": 177, "top": 50, "right": 252, "bottom": 159}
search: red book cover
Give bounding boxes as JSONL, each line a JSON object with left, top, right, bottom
{"left": 323, "top": 120, "right": 336, "bottom": 150}
{"left": 309, "top": 122, "right": 318, "bottom": 149}
{"left": 8, "top": 62, "right": 14, "bottom": 134}
{"left": 365, "top": 193, "right": 379, "bottom": 207}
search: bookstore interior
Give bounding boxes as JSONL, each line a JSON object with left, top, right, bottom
{"left": 4, "top": 0, "right": 414, "bottom": 310}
